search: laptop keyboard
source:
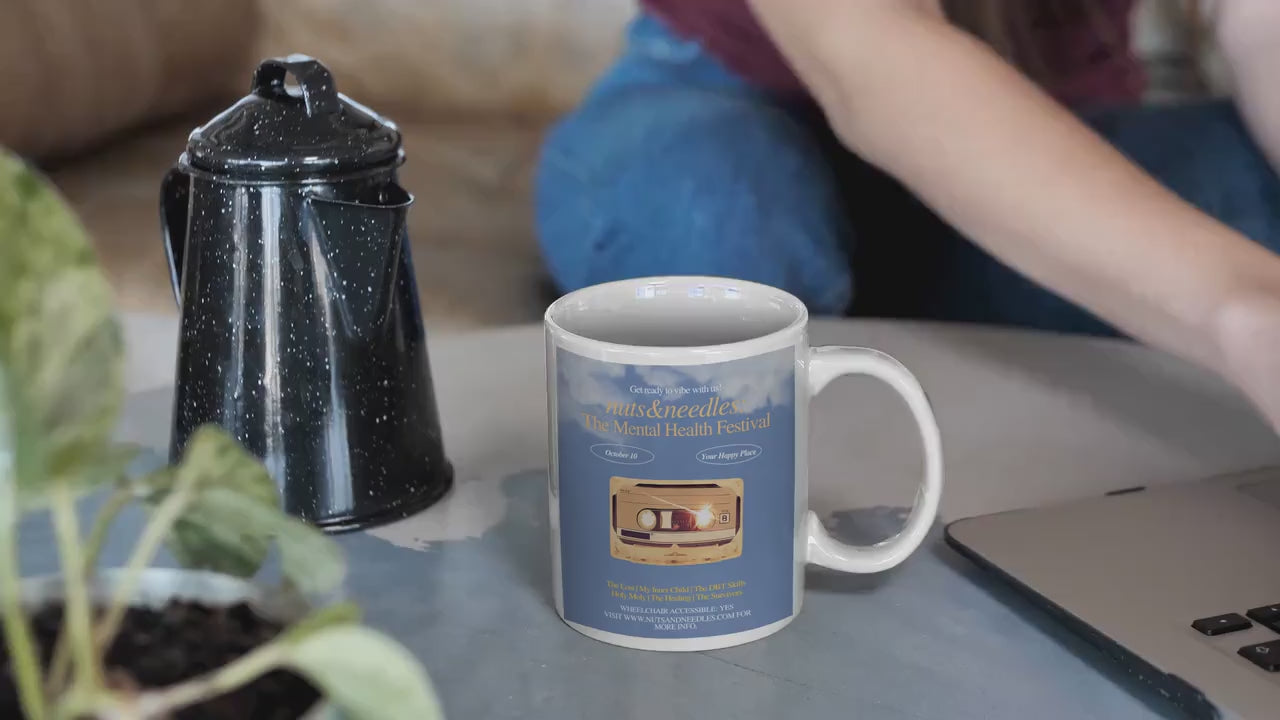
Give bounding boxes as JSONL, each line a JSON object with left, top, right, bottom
{"left": 1239, "top": 641, "right": 1280, "bottom": 672}
{"left": 1192, "top": 613, "right": 1252, "bottom": 636}
{"left": 1193, "top": 605, "right": 1280, "bottom": 671}
{"left": 1246, "top": 605, "right": 1280, "bottom": 633}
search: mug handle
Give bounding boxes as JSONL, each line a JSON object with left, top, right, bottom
{"left": 805, "top": 346, "right": 943, "bottom": 573}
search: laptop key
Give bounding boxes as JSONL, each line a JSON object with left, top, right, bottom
{"left": 1239, "top": 641, "right": 1280, "bottom": 672}
{"left": 1246, "top": 605, "right": 1280, "bottom": 632}
{"left": 1192, "top": 613, "right": 1252, "bottom": 636}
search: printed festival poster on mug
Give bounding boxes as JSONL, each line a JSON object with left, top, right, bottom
{"left": 555, "top": 345, "right": 796, "bottom": 639}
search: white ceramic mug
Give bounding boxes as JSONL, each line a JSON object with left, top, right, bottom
{"left": 544, "top": 276, "right": 943, "bottom": 651}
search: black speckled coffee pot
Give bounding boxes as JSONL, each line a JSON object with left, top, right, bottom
{"left": 160, "top": 54, "right": 452, "bottom": 532}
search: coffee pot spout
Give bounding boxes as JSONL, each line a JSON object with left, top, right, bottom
{"left": 302, "top": 182, "right": 414, "bottom": 335}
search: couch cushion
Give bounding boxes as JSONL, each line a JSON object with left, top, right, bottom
{"left": 51, "top": 118, "right": 553, "bottom": 331}
{"left": 0, "top": 0, "right": 256, "bottom": 161}
{"left": 253, "top": 0, "right": 634, "bottom": 120}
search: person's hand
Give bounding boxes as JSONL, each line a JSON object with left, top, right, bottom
{"left": 1214, "top": 290, "right": 1280, "bottom": 436}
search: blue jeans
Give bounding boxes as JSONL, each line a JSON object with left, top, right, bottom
{"left": 534, "top": 13, "right": 1280, "bottom": 335}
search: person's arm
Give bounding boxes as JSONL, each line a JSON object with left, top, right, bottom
{"left": 746, "top": 0, "right": 1280, "bottom": 429}
{"left": 1212, "top": 0, "right": 1280, "bottom": 172}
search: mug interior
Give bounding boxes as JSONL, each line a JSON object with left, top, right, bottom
{"left": 546, "top": 277, "right": 806, "bottom": 348}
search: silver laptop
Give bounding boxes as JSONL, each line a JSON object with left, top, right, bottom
{"left": 946, "top": 467, "right": 1280, "bottom": 720}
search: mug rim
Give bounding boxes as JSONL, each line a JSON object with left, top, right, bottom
{"left": 544, "top": 276, "right": 809, "bottom": 364}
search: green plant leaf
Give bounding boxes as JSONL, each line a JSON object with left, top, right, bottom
{"left": 10, "top": 271, "right": 123, "bottom": 483}
{"left": 282, "top": 625, "right": 444, "bottom": 720}
{"left": 126, "top": 463, "right": 270, "bottom": 579}
{"left": 0, "top": 152, "right": 96, "bottom": 287}
{"left": 172, "top": 425, "right": 282, "bottom": 504}
{"left": 150, "top": 426, "right": 346, "bottom": 593}
{"left": 190, "top": 488, "right": 346, "bottom": 594}
{"left": 280, "top": 602, "right": 363, "bottom": 642}
{"left": 161, "top": 426, "right": 278, "bottom": 577}
{"left": 0, "top": 149, "right": 123, "bottom": 506}
{"left": 167, "top": 495, "right": 275, "bottom": 579}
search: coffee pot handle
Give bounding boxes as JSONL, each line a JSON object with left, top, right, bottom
{"left": 159, "top": 166, "right": 190, "bottom": 305}
{"left": 251, "top": 54, "right": 341, "bottom": 117}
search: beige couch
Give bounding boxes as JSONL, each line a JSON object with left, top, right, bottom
{"left": 3, "top": 0, "right": 634, "bottom": 331}
{"left": 3, "top": 0, "right": 1216, "bottom": 332}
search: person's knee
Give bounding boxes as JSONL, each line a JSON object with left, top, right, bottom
{"left": 534, "top": 118, "right": 605, "bottom": 293}
{"left": 1085, "top": 100, "right": 1280, "bottom": 243}
{"left": 534, "top": 90, "right": 854, "bottom": 314}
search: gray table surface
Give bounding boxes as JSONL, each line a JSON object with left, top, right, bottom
{"left": 28, "top": 313, "right": 1280, "bottom": 719}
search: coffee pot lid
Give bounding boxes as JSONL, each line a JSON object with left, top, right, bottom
{"left": 183, "top": 55, "right": 402, "bottom": 179}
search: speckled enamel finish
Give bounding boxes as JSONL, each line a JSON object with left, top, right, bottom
{"left": 160, "top": 55, "right": 452, "bottom": 532}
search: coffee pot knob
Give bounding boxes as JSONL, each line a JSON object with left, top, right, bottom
{"left": 250, "top": 54, "right": 342, "bottom": 117}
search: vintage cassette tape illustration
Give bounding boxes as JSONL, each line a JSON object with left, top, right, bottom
{"left": 609, "top": 477, "right": 744, "bottom": 566}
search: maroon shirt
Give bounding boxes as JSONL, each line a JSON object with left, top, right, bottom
{"left": 639, "top": 0, "right": 1146, "bottom": 106}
